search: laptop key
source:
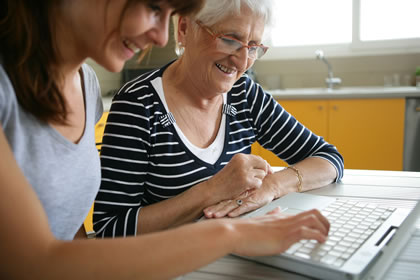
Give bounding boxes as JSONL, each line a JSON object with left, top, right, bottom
{"left": 285, "top": 242, "right": 302, "bottom": 255}
{"left": 297, "top": 247, "right": 313, "bottom": 254}
{"left": 334, "top": 245, "right": 348, "bottom": 252}
{"left": 343, "top": 236, "right": 356, "bottom": 243}
{"left": 315, "top": 249, "right": 328, "bottom": 257}
{"left": 339, "top": 241, "right": 352, "bottom": 248}
{"left": 304, "top": 242, "right": 317, "bottom": 249}
{"left": 293, "top": 252, "right": 311, "bottom": 260}
{"left": 341, "top": 253, "right": 352, "bottom": 260}
{"left": 328, "top": 250, "right": 342, "bottom": 257}
{"left": 320, "top": 255, "right": 337, "bottom": 265}
{"left": 352, "top": 228, "right": 365, "bottom": 234}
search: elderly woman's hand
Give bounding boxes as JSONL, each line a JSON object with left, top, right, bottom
{"left": 204, "top": 153, "right": 272, "bottom": 204}
{"left": 203, "top": 172, "right": 278, "bottom": 219}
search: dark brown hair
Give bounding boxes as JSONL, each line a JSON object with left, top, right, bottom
{"left": 0, "top": 0, "right": 204, "bottom": 124}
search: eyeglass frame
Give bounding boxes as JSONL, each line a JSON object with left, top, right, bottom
{"left": 195, "top": 20, "right": 268, "bottom": 60}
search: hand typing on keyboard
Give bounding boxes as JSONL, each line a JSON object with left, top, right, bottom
{"left": 232, "top": 207, "right": 330, "bottom": 257}
{"left": 284, "top": 200, "right": 396, "bottom": 267}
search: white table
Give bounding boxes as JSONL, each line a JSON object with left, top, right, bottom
{"left": 181, "top": 169, "right": 420, "bottom": 280}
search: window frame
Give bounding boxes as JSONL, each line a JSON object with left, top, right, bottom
{"left": 262, "top": 0, "right": 420, "bottom": 60}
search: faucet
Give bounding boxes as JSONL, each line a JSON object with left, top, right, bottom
{"left": 315, "top": 50, "right": 342, "bottom": 90}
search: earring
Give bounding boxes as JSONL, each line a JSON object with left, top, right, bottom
{"left": 175, "top": 42, "right": 185, "bottom": 57}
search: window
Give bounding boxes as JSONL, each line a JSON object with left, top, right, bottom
{"left": 265, "top": 0, "right": 420, "bottom": 60}
{"left": 360, "top": 0, "right": 420, "bottom": 41}
{"left": 271, "top": 0, "right": 352, "bottom": 46}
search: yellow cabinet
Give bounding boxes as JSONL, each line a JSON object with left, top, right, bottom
{"left": 251, "top": 100, "right": 328, "bottom": 167}
{"left": 83, "top": 111, "right": 109, "bottom": 238}
{"left": 252, "top": 98, "right": 405, "bottom": 171}
{"left": 95, "top": 111, "right": 109, "bottom": 151}
{"left": 328, "top": 98, "right": 405, "bottom": 171}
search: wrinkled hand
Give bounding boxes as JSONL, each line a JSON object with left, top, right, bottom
{"left": 204, "top": 172, "right": 277, "bottom": 219}
{"left": 205, "top": 153, "right": 272, "bottom": 203}
{"left": 204, "top": 187, "right": 274, "bottom": 218}
{"left": 232, "top": 208, "right": 330, "bottom": 257}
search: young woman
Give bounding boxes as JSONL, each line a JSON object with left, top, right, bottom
{"left": 0, "top": 0, "right": 330, "bottom": 279}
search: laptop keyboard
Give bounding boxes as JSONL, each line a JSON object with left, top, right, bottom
{"left": 284, "top": 199, "right": 396, "bottom": 267}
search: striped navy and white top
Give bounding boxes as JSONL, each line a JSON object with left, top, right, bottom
{"left": 93, "top": 63, "right": 344, "bottom": 238}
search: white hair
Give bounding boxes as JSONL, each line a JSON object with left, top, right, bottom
{"left": 194, "top": 0, "right": 273, "bottom": 27}
{"left": 173, "top": 0, "right": 273, "bottom": 56}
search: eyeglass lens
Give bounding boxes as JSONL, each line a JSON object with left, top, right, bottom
{"left": 216, "top": 37, "right": 265, "bottom": 59}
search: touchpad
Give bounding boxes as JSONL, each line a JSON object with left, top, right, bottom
{"left": 282, "top": 208, "right": 304, "bottom": 215}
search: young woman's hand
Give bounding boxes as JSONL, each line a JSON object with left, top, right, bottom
{"left": 231, "top": 208, "right": 330, "bottom": 257}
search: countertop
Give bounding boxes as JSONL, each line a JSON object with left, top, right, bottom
{"left": 101, "top": 86, "right": 420, "bottom": 111}
{"left": 269, "top": 86, "right": 420, "bottom": 100}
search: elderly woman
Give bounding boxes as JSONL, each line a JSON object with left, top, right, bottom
{"left": 94, "top": 0, "right": 344, "bottom": 237}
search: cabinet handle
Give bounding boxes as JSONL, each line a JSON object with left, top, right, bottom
{"left": 332, "top": 105, "right": 339, "bottom": 111}
{"left": 318, "top": 106, "right": 324, "bottom": 110}
{"left": 416, "top": 107, "right": 420, "bottom": 112}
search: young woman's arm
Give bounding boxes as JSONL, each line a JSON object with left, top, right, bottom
{"left": 0, "top": 126, "right": 329, "bottom": 280}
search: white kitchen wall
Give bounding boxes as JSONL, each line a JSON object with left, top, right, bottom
{"left": 87, "top": 39, "right": 420, "bottom": 96}
{"left": 253, "top": 53, "right": 420, "bottom": 89}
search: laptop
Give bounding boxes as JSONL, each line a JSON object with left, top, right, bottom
{"left": 237, "top": 192, "right": 419, "bottom": 280}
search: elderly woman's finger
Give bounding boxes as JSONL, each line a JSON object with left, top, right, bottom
{"left": 264, "top": 160, "right": 274, "bottom": 175}
{"left": 238, "top": 191, "right": 248, "bottom": 199}
{"left": 248, "top": 154, "right": 270, "bottom": 168}
{"left": 203, "top": 200, "right": 232, "bottom": 218}
{"left": 227, "top": 200, "right": 261, "bottom": 218}
{"left": 252, "top": 169, "right": 268, "bottom": 180}
{"left": 204, "top": 199, "right": 241, "bottom": 218}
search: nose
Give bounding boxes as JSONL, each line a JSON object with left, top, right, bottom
{"left": 231, "top": 47, "right": 250, "bottom": 71}
{"left": 147, "top": 13, "right": 171, "bottom": 47}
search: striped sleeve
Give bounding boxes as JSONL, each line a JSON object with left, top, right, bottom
{"left": 245, "top": 78, "right": 344, "bottom": 181}
{"left": 93, "top": 76, "right": 154, "bottom": 238}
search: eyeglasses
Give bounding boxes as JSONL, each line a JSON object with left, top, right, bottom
{"left": 196, "top": 21, "right": 268, "bottom": 60}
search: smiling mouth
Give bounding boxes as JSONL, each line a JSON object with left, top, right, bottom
{"left": 123, "top": 39, "right": 141, "bottom": 53}
{"left": 216, "top": 63, "right": 236, "bottom": 74}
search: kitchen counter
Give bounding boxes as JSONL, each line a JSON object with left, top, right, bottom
{"left": 269, "top": 86, "right": 420, "bottom": 100}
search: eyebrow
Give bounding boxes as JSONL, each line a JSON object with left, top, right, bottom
{"left": 222, "top": 31, "right": 261, "bottom": 45}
